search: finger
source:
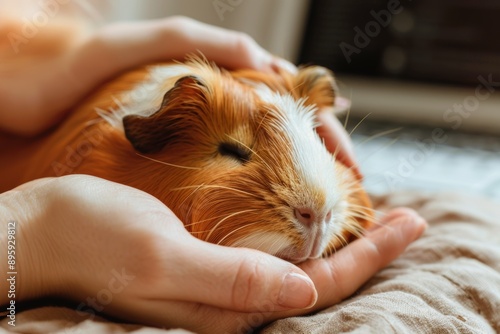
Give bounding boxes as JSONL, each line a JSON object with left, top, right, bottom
{"left": 160, "top": 17, "right": 297, "bottom": 74}
{"left": 149, "top": 210, "right": 427, "bottom": 333}
{"left": 157, "top": 235, "right": 317, "bottom": 312}
{"left": 117, "top": 211, "right": 427, "bottom": 334}
{"left": 315, "top": 110, "right": 363, "bottom": 180}
{"left": 172, "top": 209, "right": 426, "bottom": 330}
{"left": 368, "top": 207, "right": 421, "bottom": 232}
{"left": 157, "top": 16, "right": 277, "bottom": 73}
{"left": 259, "top": 209, "right": 426, "bottom": 319}
{"left": 307, "top": 209, "right": 427, "bottom": 310}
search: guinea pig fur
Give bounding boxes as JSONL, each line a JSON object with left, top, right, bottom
{"left": 0, "top": 57, "right": 373, "bottom": 264}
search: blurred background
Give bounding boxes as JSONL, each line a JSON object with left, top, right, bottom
{"left": 7, "top": 0, "right": 500, "bottom": 199}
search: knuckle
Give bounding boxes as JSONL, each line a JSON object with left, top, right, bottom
{"left": 235, "top": 31, "right": 254, "bottom": 46}
{"left": 231, "top": 256, "right": 266, "bottom": 309}
{"left": 232, "top": 32, "right": 256, "bottom": 57}
{"left": 166, "top": 15, "right": 195, "bottom": 28}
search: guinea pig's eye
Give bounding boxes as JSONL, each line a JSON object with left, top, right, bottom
{"left": 218, "top": 142, "right": 251, "bottom": 163}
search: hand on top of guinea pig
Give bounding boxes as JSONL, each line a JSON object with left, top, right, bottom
{"left": 0, "top": 15, "right": 291, "bottom": 136}
{"left": 0, "top": 175, "right": 427, "bottom": 333}
{"left": 0, "top": 15, "right": 360, "bottom": 177}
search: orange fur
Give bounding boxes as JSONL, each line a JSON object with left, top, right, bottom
{"left": 0, "top": 59, "right": 373, "bottom": 263}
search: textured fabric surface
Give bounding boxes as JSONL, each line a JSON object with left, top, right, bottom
{"left": 1, "top": 191, "right": 499, "bottom": 334}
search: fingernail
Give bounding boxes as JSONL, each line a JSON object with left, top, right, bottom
{"left": 408, "top": 216, "right": 428, "bottom": 241}
{"left": 333, "top": 96, "right": 351, "bottom": 113}
{"left": 278, "top": 273, "right": 317, "bottom": 309}
{"left": 395, "top": 212, "right": 427, "bottom": 241}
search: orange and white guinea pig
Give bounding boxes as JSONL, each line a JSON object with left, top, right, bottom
{"left": 0, "top": 56, "right": 373, "bottom": 263}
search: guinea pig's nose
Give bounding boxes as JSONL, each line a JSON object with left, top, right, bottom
{"left": 294, "top": 207, "right": 316, "bottom": 226}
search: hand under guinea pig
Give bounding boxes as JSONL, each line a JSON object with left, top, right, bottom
{"left": 0, "top": 56, "right": 373, "bottom": 263}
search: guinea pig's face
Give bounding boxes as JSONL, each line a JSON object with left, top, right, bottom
{"left": 122, "top": 62, "right": 372, "bottom": 263}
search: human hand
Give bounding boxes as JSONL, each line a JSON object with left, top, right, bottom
{"left": 0, "top": 16, "right": 293, "bottom": 136}
{"left": 0, "top": 175, "right": 316, "bottom": 322}
{"left": 0, "top": 175, "right": 426, "bottom": 333}
{"left": 141, "top": 207, "right": 427, "bottom": 333}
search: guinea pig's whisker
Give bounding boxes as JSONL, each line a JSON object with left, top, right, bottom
{"left": 348, "top": 208, "right": 375, "bottom": 223}
{"left": 347, "top": 205, "right": 379, "bottom": 216}
{"left": 337, "top": 123, "right": 402, "bottom": 179}
{"left": 189, "top": 229, "right": 214, "bottom": 235}
{"left": 327, "top": 111, "right": 365, "bottom": 160}
{"left": 201, "top": 184, "right": 262, "bottom": 199}
{"left": 343, "top": 220, "right": 364, "bottom": 238}
{"left": 339, "top": 179, "right": 365, "bottom": 190}
{"left": 347, "top": 211, "right": 377, "bottom": 222}
{"left": 331, "top": 235, "right": 342, "bottom": 253}
{"left": 170, "top": 184, "right": 259, "bottom": 199}
{"left": 168, "top": 184, "right": 205, "bottom": 192}
{"left": 326, "top": 234, "right": 346, "bottom": 255}
{"left": 337, "top": 231, "right": 350, "bottom": 247}
{"left": 348, "top": 211, "right": 396, "bottom": 232}
{"left": 353, "top": 127, "right": 402, "bottom": 150}
{"left": 344, "top": 202, "right": 382, "bottom": 214}
{"left": 174, "top": 184, "right": 206, "bottom": 212}
{"left": 206, "top": 209, "right": 258, "bottom": 242}
{"left": 346, "top": 210, "right": 379, "bottom": 225}
{"left": 348, "top": 113, "right": 372, "bottom": 137}
{"left": 135, "top": 153, "right": 201, "bottom": 170}
{"left": 217, "top": 220, "right": 262, "bottom": 246}
{"left": 255, "top": 109, "right": 272, "bottom": 137}
{"left": 341, "top": 91, "right": 353, "bottom": 131}
{"left": 184, "top": 210, "right": 256, "bottom": 229}
{"left": 335, "top": 114, "right": 401, "bottom": 174}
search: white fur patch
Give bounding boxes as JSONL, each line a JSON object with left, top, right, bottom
{"left": 271, "top": 94, "right": 341, "bottom": 209}
{"left": 264, "top": 93, "right": 347, "bottom": 253}
{"left": 230, "top": 231, "right": 293, "bottom": 256}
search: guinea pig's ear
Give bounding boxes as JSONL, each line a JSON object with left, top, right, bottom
{"left": 122, "top": 75, "right": 205, "bottom": 154}
{"left": 293, "top": 66, "right": 350, "bottom": 114}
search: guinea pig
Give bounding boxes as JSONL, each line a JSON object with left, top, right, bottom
{"left": 0, "top": 56, "right": 373, "bottom": 263}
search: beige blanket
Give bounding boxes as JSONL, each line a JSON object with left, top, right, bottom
{"left": 2, "top": 191, "right": 500, "bottom": 334}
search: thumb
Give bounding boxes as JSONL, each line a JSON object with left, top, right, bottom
{"left": 163, "top": 236, "right": 318, "bottom": 312}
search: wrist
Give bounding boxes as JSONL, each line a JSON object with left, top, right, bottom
{"left": 0, "top": 180, "right": 69, "bottom": 305}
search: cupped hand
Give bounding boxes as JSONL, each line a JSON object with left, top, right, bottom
{"left": 3, "top": 175, "right": 426, "bottom": 333}
{"left": 3, "top": 176, "right": 315, "bottom": 320}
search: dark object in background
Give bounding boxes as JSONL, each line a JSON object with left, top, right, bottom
{"left": 300, "top": 0, "right": 500, "bottom": 87}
